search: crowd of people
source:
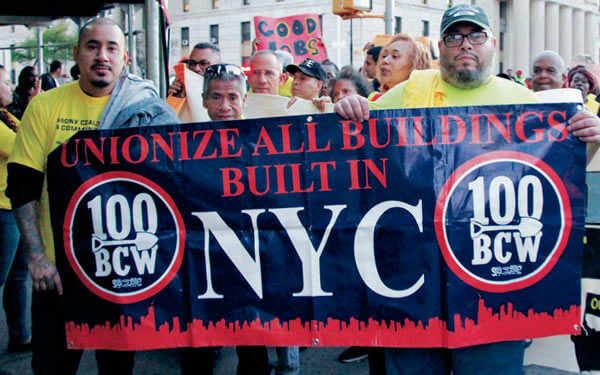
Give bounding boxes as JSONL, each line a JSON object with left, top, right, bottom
{"left": 1, "top": 3, "right": 600, "bottom": 375}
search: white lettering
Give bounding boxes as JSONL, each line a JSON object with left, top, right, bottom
{"left": 354, "top": 200, "right": 425, "bottom": 298}
{"left": 192, "top": 209, "right": 265, "bottom": 299}
{"left": 270, "top": 205, "right": 346, "bottom": 297}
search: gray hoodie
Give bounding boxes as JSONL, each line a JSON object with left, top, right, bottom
{"left": 98, "top": 74, "right": 180, "bottom": 129}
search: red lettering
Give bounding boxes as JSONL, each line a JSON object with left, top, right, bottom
{"left": 363, "top": 159, "right": 387, "bottom": 188}
{"left": 178, "top": 132, "right": 191, "bottom": 161}
{"left": 109, "top": 136, "right": 120, "bottom": 165}
{"left": 290, "top": 163, "right": 314, "bottom": 193}
{"left": 413, "top": 116, "right": 436, "bottom": 146}
{"left": 279, "top": 124, "right": 304, "bottom": 154}
{"left": 220, "top": 168, "right": 244, "bottom": 197}
{"left": 485, "top": 113, "right": 512, "bottom": 143}
{"left": 548, "top": 111, "right": 568, "bottom": 141}
{"left": 253, "top": 127, "right": 280, "bottom": 155}
{"left": 151, "top": 133, "right": 174, "bottom": 162}
{"left": 347, "top": 159, "right": 387, "bottom": 189}
{"left": 122, "top": 135, "right": 149, "bottom": 164}
{"left": 470, "top": 114, "right": 482, "bottom": 144}
{"left": 218, "top": 128, "right": 242, "bottom": 158}
{"left": 393, "top": 117, "right": 408, "bottom": 146}
{"left": 311, "top": 161, "right": 336, "bottom": 191}
{"left": 306, "top": 122, "right": 330, "bottom": 152}
{"left": 192, "top": 130, "right": 217, "bottom": 159}
{"left": 274, "top": 164, "right": 288, "bottom": 194}
{"left": 341, "top": 121, "right": 365, "bottom": 150}
{"left": 368, "top": 118, "right": 390, "bottom": 148}
{"left": 347, "top": 160, "right": 361, "bottom": 190}
{"left": 440, "top": 115, "right": 466, "bottom": 145}
{"left": 247, "top": 166, "right": 270, "bottom": 196}
{"left": 83, "top": 137, "right": 105, "bottom": 166}
{"left": 60, "top": 139, "right": 79, "bottom": 167}
{"left": 515, "top": 112, "right": 544, "bottom": 143}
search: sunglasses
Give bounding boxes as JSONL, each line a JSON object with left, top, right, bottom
{"left": 184, "top": 59, "right": 212, "bottom": 70}
{"left": 204, "top": 64, "right": 246, "bottom": 79}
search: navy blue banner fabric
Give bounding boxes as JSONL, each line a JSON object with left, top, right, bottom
{"left": 47, "top": 103, "right": 586, "bottom": 350}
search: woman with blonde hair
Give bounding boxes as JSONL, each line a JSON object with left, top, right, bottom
{"left": 370, "top": 33, "right": 432, "bottom": 101}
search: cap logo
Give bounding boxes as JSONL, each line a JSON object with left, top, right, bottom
{"left": 452, "top": 10, "right": 477, "bottom": 17}
{"left": 303, "top": 60, "right": 315, "bottom": 68}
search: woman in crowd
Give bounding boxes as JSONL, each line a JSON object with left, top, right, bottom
{"left": 0, "top": 65, "right": 31, "bottom": 352}
{"left": 567, "top": 66, "right": 599, "bottom": 114}
{"left": 321, "top": 60, "right": 340, "bottom": 97}
{"left": 370, "top": 33, "right": 432, "bottom": 101}
{"left": 329, "top": 67, "right": 372, "bottom": 103}
{"left": 7, "top": 66, "right": 39, "bottom": 120}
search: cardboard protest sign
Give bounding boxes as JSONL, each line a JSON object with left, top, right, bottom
{"left": 48, "top": 103, "right": 585, "bottom": 350}
{"left": 254, "top": 14, "right": 327, "bottom": 62}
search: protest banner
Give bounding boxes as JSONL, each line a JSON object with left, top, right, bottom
{"left": 47, "top": 103, "right": 585, "bottom": 350}
{"left": 254, "top": 14, "right": 327, "bottom": 62}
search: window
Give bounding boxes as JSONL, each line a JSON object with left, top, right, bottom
{"left": 241, "top": 21, "right": 252, "bottom": 65}
{"left": 471, "top": 0, "right": 476, "bottom": 4}
{"left": 421, "top": 0, "right": 427, "bottom": 4}
{"left": 183, "top": 0, "right": 190, "bottom": 12}
{"left": 395, "top": 16, "right": 402, "bottom": 34}
{"left": 243, "top": 0, "right": 250, "bottom": 4}
{"left": 422, "top": 20, "right": 429, "bottom": 37}
{"left": 210, "top": 24, "right": 219, "bottom": 45}
{"left": 212, "top": 0, "right": 219, "bottom": 9}
{"left": 181, "top": 27, "right": 190, "bottom": 47}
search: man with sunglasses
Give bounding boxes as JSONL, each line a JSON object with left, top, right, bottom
{"left": 168, "top": 42, "right": 221, "bottom": 98}
{"left": 183, "top": 63, "right": 272, "bottom": 375}
{"left": 333, "top": 4, "right": 600, "bottom": 375}
{"left": 202, "top": 63, "right": 247, "bottom": 121}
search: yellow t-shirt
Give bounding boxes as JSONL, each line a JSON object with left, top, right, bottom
{"left": 0, "top": 112, "right": 19, "bottom": 210}
{"left": 9, "top": 81, "right": 110, "bottom": 261}
{"left": 586, "top": 93, "right": 599, "bottom": 116}
{"left": 370, "top": 70, "right": 539, "bottom": 109}
{"left": 278, "top": 76, "right": 293, "bottom": 98}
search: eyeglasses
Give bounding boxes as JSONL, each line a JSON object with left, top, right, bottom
{"left": 442, "top": 31, "right": 488, "bottom": 48}
{"left": 184, "top": 59, "right": 212, "bottom": 70}
{"left": 204, "top": 64, "right": 246, "bottom": 79}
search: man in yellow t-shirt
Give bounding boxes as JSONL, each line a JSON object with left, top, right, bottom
{"left": 6, "top": 18, "right": 177, "bottom": 375}
{"left": 335, "top": 5, "right": 600, "bottom": 375}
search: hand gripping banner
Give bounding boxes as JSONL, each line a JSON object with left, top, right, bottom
{"left": 47, "top": 103, "right": 586, "bottom": 350}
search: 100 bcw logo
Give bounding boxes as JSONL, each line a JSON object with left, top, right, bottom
{"left": 63, "top": 171, "right": 185, "bottom": 303}
{"left": 435, "top": 151, "right": 572, "bottom": 292}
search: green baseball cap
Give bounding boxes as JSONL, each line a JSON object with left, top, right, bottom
{"left": 440, "top": 4, "right": 491, "bottom": 35}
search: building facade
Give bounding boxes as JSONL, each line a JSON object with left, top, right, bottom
{"left": 1, "top": 0, "right": 598, "bottom": 82}
{"left": 169, "top": 0, "right": 600, "bottom": 75}
{"left": 168, "top": 0, "right": 449, "bottom": 72}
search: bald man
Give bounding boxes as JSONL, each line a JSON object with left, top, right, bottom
{"left": 531, "top": 51, "right": 567, "bottom": 92}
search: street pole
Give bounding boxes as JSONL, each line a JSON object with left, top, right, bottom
{"left": 385, "top": 0, "right": 394, "bottom": 35}
{"left": 145, "top": 0, "right": 160, "bottom": 89}
{"left": 350, "top": 18, "right": 353, "bottom": 66}
{"left": 128, "top": 4, "right": 137, "bottom": 74}
{"left": 37, "top": 27, "right": 44, "bottom": 75}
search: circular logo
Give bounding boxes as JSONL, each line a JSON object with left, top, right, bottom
{"left": 435, "top": 151, "right": 571, "bottom": 292}
{"left": 63, "top": 171, "right": 185, "bottom": 304}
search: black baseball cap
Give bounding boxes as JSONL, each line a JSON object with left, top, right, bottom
{"left": 286, "top": 58, "right": 327, "bottom": 82}
{"left": 440, "top": 4, "right": 491, "bottom": 35}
